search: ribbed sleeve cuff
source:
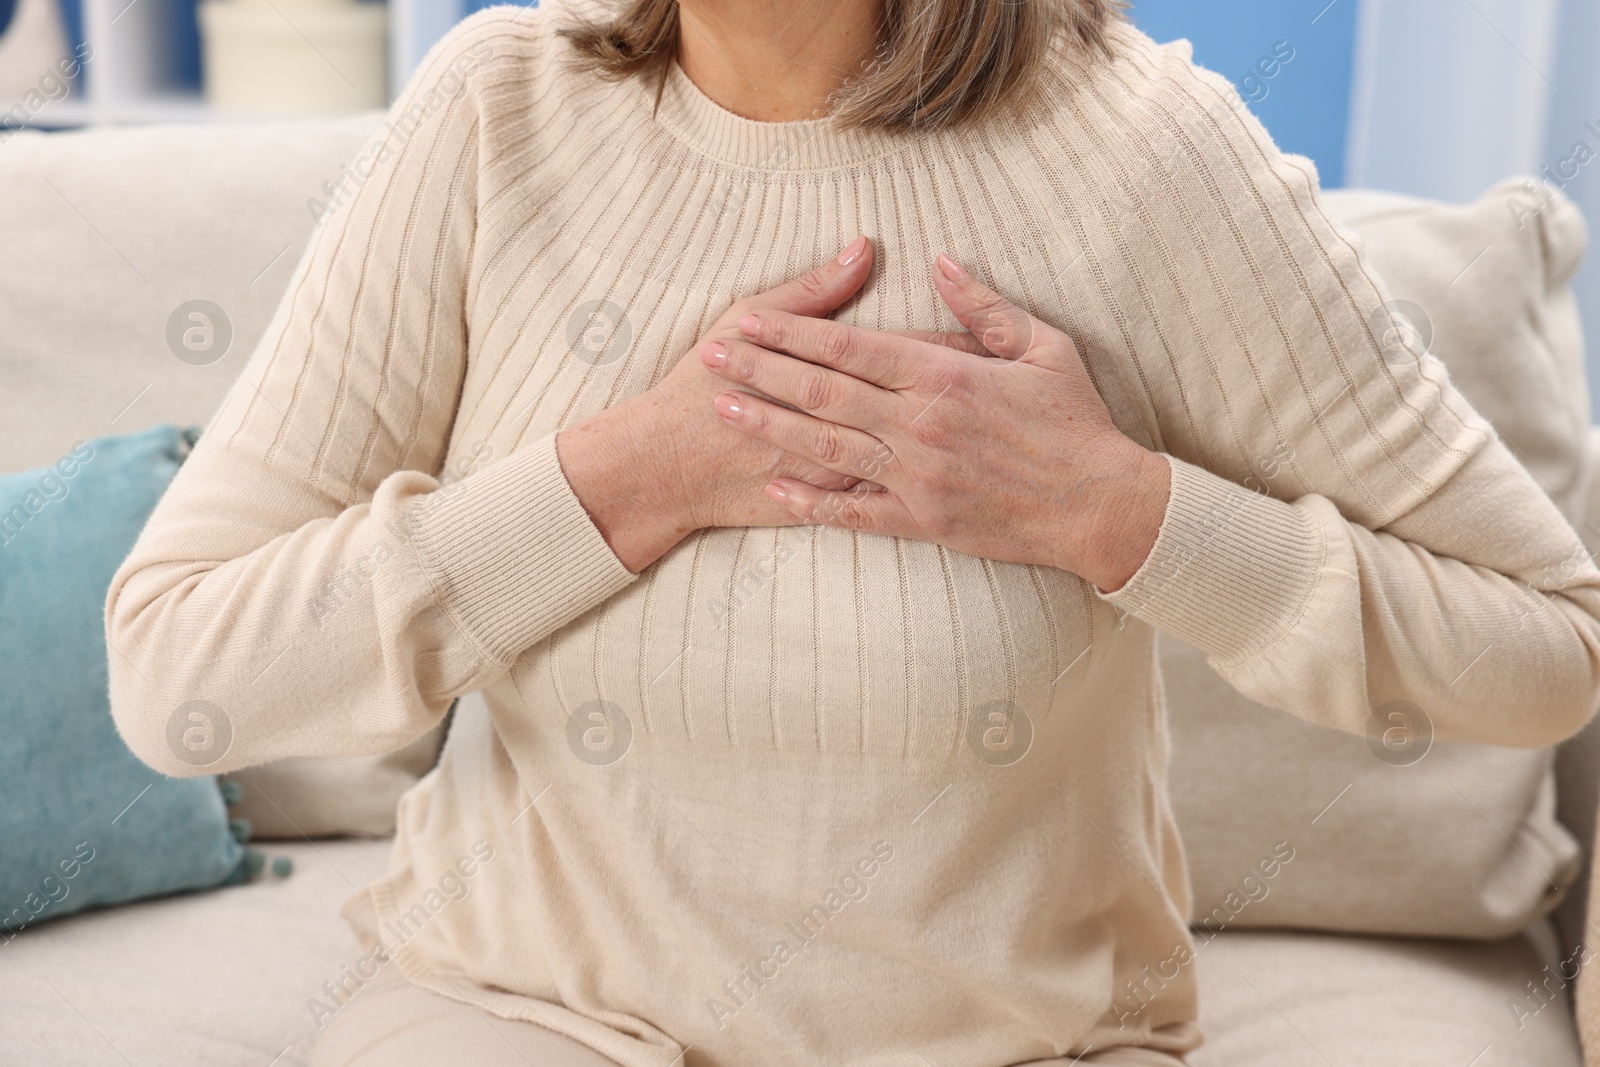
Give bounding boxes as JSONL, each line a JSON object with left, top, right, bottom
{"left": 1099, "top": 454, "right": 1326, "bottom": 667}
{"left": 406, "top": 433, "right": 637, "bottom": 664}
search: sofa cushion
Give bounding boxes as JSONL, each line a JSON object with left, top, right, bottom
{"left": 0, "top": 832, "right": 1575, "bottom": 1066}
{"left": 0, "top": 424, "right": 244, "bottom": 933}
{"left": 1166, "top": 177, "right": 1590, "bottom": 939}
{"left": 1189, "top": 922, "right": 1582, "bottom": 1066}
{"left": 0, "top": 114, "right": 445, "bottom": 839}
{"left": 0, "top": 116, "right": 378, "bottom": 472}
{"left": 0, "top": 838, "right": 392, "bottom": 1066}
{"left": 1558, "top": 426, "right": 1600, "bottom": 980}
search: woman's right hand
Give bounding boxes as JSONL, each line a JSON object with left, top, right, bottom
{"left": 558, "top": 236, "right": 877, "bottom": 572}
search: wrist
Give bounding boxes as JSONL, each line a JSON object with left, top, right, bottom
{"left": 556, "top": 393, "right": 697, "bottom": 573}
{"left": 1074, "top": 439, "right": 1171, "bottom": 593}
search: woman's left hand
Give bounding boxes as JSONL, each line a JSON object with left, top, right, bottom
{"left": 699, "top": 254, "right": 1172, "bottom": 592}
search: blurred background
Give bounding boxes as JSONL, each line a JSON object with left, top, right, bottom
{"left": 1, "top": 0, "right": 1596, "bottom": 391}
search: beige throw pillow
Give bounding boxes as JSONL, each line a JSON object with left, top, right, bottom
{"left": 1166, "top": 177, "right": 1590, "bottom": 939}
{"left": 223, "top": 714, "right": 449, "bottom": 839}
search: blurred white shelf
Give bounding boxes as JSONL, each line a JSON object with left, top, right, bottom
{"left": 2, "top": 0, "right": 482, "bottom": 130}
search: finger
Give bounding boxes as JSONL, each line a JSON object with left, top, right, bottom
{"left": 701, "top": 337, "right": 891, "bottom": 428}
{"left": 737, "top": 310, "right": 927, "bottom": 390}
{"left": 889, "top": 328, "right": 988, "bottom": 357}
{"left": 766, "top": 478, "right": 917, "bottom": 537}
{"left": 931, "top": 254, "right": 1050, "bottom": 362}
{"left": 714, "top": 391, "right": 897, "bottom": 483}
{"left": 735, "top": 235, "right": 874, "bottom": 321}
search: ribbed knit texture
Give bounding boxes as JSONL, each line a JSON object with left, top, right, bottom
{"left": 104, "top": 3, "right": 1600, "bottom": 1065}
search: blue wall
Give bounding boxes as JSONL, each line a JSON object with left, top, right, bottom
{"left": 1127, "top": 0, "right": 1358, "bottom": 188}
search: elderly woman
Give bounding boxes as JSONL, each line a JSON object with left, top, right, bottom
{"left": 106, "top": 0, "right": 1600, "bottom": 1063}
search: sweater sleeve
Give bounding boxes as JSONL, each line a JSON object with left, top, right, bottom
{"left": 1083, "top": 33, "right": 1600, "bottom": 748}
{"left": 105, "top": 12, "right": 635, "bottom": 779}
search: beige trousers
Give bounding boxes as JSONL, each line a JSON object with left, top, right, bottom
{"left": 308, "top": 967, "right": 1192, "bottom": 1067}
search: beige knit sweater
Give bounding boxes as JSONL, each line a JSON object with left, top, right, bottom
{"left": 106, "top": 4, "right": 1600, "bottom": 1064}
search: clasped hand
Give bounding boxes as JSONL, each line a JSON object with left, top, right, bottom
{"left": 699, "top": 244, "right": 1170, "bottom": 592}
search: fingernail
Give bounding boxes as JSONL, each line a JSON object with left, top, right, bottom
{"left": 935, "top": 254, "right": 966, "bottom": 282}
{"left": 836, "top": 235, "right": 867, "bottom": 266}
{"left": 715, "top": 393, "right": 743, "bottom": 419}
{"left": 738, "top": 313, "right": 760, "bottom": 336}
{"left": 767, "top": 481, "right": 790, "bottom": 501}
{"left": 700, "top": 341, "right": 728, "bottom": 366}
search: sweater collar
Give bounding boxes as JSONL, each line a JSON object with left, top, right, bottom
{"left": 642, "top": 58, "right": 910, "bottom": 172}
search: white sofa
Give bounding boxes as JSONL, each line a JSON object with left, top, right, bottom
{"left": 0, "top": 114, "right": 1595, "bottom": 1067}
